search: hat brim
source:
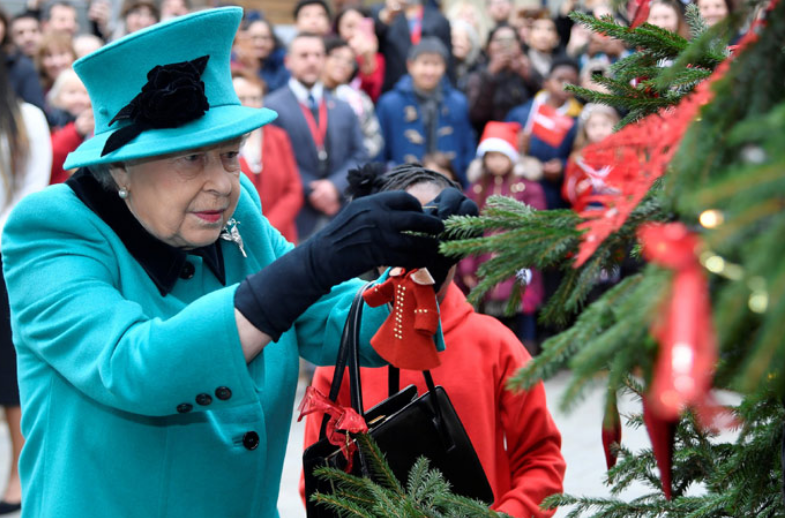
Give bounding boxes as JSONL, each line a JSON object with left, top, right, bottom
{"left": 64, "top": 104, "right": 278, "bottom": 169}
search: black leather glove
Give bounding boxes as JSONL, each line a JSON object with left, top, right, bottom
{"left": 423, "top": 187, "right": 479, "bottom": 290}
{"left": 235, "top": 191, "right": 445, "bottom": 340}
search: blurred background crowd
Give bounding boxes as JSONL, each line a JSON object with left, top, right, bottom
{"left": 0, "top": 0, "right": 740, "bottom": 354}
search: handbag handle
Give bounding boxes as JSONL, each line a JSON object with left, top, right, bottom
{"left": 320, "top": 283, "right": 448, "bottom": 443}
{"left": 319, "top": 283, "right": 371, "bottom": 439}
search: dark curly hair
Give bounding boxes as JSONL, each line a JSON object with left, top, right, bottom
{"left": 346, "top": 162, "right": 460, "bottom": 199}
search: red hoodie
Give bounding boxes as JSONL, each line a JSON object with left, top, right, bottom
{"left": 301, "top": 283, "right": 566, "bottom": 517}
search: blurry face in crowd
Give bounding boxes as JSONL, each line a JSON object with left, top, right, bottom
{"left": 110, "top": 138, "right": 244, "bottom": 249}
{"left": 11, "top": 17, "right": 41, "bottom": 58}
{"left": 584, "top": 112, "right": 616, "bottom": 144}
{"left": 246, "top": 20, "right": 275, "bottom": 61}
{"left": 126, "top": 5, "right": 158, "bottom": 34}
{"left": 529, "top": 18, "right": 559, "bottom": 53}
{"left": 336, "top": 8, "right": 364, "bottom": 40}
{"left": 451, "top": 26, "right": 472, "bottom": 61}
{"left": 484, "top": 151, "right": 513, "bottom": 177}
{"left": 73, "top": 34, "right": 103, "bottom": 58}
{"left": 42, "top": 45, "right": 75, "bottom": 83}
{"left": 487, "top": 26, "right": 518, "bottom": 59}
{"left": 486, "top": 0, "right": 513, "bottom": 23}
{"left": 647, "top": 2, "right": 680, "bottom": 33}
{"left": 57, "top": 74, "right": 91, "bottom": 116}
{"left": 545, "top": 64, "right": 578, "bottom": 105}
{"left": 47, "top": 4, "right": 79, "bottom": 36}
{"left": 233, "top": 76, "right": 264, "bottom": 109}
{"left": 407, "top": 53, "right": 446, "bottom": 92}
{"left": 286, "top": 35, "right": 326, "bottom": 87}
{"left": 697, "top": 0, "right": 728, "bottom": 26}
{"left": 161, "top": 0, "right": 189, "bottom": 20}
{"left": 324, "top": 45, "right": 356, "bottom": 87}
{"left": 296, "top": 4, "right": 331, "bottom": 36}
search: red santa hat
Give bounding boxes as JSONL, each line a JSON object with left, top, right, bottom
{"left": 476, "top": 121, "right": 521, "bottom": 163}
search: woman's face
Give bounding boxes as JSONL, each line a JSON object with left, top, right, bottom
{"left": 233, "top": 77, "right": 263, "bottom": 108}
{"left": 337, "top": 9, "right": 364, "bottom": 40}
{"left": 648, "top": 3, "right": 680, "bottom": 33}
{"left": 42, "top": 47, "right": 74, "bottom": 82}
{"left": 125, "top": 6, "right": 158, "bottom": 34}
{"left": 246, "top": 20, "right": 275, "bottom": 61}
{"left": 451, "top": 27, "right": 471, "bottom": 61}
{"left": 697, "top": 0, "right": 728, "bottom": 26}
{"left": 584, "top": 112, "right": 615, "bottom": 144}
{"left": 110, "top": 139, "right": 244, "bottom": 249}
{"left": 487, "top": 26, "right": 517, "bottom": 59}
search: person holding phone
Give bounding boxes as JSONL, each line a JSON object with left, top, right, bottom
{"left": 334, "top": 6, "right": 386, "bottom": 102}
{"left": 465, "top": 23, "right": 541, "bottom": 136}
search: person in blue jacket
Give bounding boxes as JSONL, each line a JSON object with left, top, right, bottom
{"left": 376, "top": 37, "right": 475, "bottom": 187}
{"left": 0, "top": 8, "right": 476, "bottom": 518}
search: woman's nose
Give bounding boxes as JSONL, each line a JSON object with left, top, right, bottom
{"left": 204, "top": 155, "right": 234, "bottom": 195}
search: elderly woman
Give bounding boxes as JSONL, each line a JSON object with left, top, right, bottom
{"left": 2, "top": 8, "right": 475, "bottom": 518}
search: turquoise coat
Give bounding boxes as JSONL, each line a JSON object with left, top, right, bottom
{"left": 2, "top": 174, "right": 388, "bottom": 518}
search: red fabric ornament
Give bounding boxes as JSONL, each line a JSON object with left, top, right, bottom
{"left": 640, "top": 223, "right": 717, "bottom": 422}
{"left": 629, "top": 0, "right": 651, "bottom": 29}
{"left": 572, "top": 59, "right": 729, "bottom": 268}
{"left": 298, "top": 386, "right": 369, "bottom": 471}
{"left": 642, "top": 395, "right": 677, "bottom": 500}
{"left": 363, "top": 268, "right": 442, "bottom": 370}
{"left": 601, "top": 394, "right": 623, "bottom": 469}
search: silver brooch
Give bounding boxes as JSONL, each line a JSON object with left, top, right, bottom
{"left": 220, "top": 218, "right": 247, "bottom": 258}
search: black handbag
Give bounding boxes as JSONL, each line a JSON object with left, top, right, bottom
{"left": 302, "top": 284, "right": 494, "bottom": 517}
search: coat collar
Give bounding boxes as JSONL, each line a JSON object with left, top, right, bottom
{"left": 66, "top": 168, "right": 226, "bottom": 296}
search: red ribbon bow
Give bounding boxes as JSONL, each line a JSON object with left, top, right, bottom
{"left": 298, "top": 386, "right": 369, "bottom": 472}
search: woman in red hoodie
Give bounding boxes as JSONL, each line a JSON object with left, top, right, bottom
{"left": 301, "top": 164, "right": 566, "bottom": 517}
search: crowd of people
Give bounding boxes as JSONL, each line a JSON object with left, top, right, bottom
{"left": 0, "top": 0, "right": 741, "bottom": 515}
{"left": 0, "top": 0, "right": 738, "bottom": 329}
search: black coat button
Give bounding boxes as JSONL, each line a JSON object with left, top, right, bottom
{"left": 215, "top": 386, "right": 232, "bottom": 401}
{"left": 177, "top": 403, "right": 193, "bottom": 414}
{"left": 196, "top": 393, "right": 212, "bottom": 406}
{"left": 243, "top": 431, "right": 260, "bottom": 451}
{"left": 180, "top": 261, "right": 195, "bottom": 279}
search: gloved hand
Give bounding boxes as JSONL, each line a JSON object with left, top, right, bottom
{"left": 422, "top": 187, "right": 479, "bottom": 290}
{"left": 235, "top": 191, "right": 444, "bottom": 340}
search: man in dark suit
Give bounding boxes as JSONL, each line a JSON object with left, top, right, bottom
{"left": 265, "top": 33, "right": 367, "bottom": 240}
{"left": 372, "top": 0, "right": 453, "bottom": 93}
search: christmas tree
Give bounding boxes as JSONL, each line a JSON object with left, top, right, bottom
{"left": 309, "top": 1, "right": 785, "bottom": 515}
{"left": 442, "top": 0, "right": 785, "bottom": 515}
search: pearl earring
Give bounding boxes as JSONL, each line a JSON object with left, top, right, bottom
{"left": 118, "top": 188, "right": 129, "bottom": 199}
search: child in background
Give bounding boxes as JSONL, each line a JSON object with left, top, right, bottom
{"left": 562, "top": 104, "right": 620, "bottom": 212}
{"left": 505, "top": 57, "right": 582, "bottom": 209}
{"left": 460, "top": 121, "right": 546, "bottom": 352}
{"left": 47, "top": 69, "right": 93, "bottom": 184}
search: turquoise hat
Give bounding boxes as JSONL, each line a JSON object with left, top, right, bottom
{"left": 63, "top": 7, "right": 277, "bottom": 170}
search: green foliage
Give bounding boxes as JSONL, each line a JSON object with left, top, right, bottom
{"left": 310, "top": 434, "right": 513, "bottom": 518}
{"left": 439, "top": 0, "right": 785, "bottom": 515}
{"left": 565, "top": 10, "right": 728, "bottom": 127}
